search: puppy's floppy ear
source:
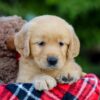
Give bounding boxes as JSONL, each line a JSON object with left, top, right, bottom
{"left": 14, "top": 22, "right": 31, "bottom": 57}
{"left": 67, "top": 25, "right": 80, "bottom": 59}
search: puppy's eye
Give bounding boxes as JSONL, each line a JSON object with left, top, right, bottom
{"left": 38, "top": 41, "right": 45, "bottom": 46}
{"left": 59, "top": 42, "right": 64, "bottom": 46}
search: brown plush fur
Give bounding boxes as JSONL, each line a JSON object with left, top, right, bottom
{"left": 0, "top": 16, "right": 25, "bottom": 83}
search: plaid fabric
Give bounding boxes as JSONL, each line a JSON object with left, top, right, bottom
{"left": 0, "top": 74, "right": 100, "bottom": 100}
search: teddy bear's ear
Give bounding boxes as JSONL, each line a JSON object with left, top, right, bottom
{"left": 14, "top": 23, "right": 31, "bottom": 57}
{"left": 67, "top": 25, "right": 80, "bottom": 59}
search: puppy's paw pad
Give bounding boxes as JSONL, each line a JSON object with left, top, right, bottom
{"left": 62, "top": 76, "right": 73, "bottom": 82}
{"left": 33, "top": 75, "right": 57, "bottom": 91}
{"left": 57, "top": 73, "right": 79, "bottom": 84}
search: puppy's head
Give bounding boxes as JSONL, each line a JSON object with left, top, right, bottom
{"left": 15, "top": 15, "right": 80, "bottom": 70}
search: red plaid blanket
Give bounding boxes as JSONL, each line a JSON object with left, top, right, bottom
{"left": 0, "top": 74, "right": 100, "bottom": 100}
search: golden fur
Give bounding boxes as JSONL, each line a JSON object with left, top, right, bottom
{"left": 15, "top": 15, "right": 83, "bottom": 91}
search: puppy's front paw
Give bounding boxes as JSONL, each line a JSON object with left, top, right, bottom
{"left": 33, "top": 75, "right": 57, "bottom": 91}
{"left": 57, "top": 72, "right": 81, "bottom": 84}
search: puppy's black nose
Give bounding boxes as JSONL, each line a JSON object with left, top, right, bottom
{"left": 47, "top": 56, "right": 58, "bottom": 66}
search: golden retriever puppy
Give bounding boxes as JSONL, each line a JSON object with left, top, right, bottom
{"left": 15, "top": 15, "right": 83, "bottom": 91}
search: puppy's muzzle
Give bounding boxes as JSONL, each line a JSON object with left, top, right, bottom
{"left": 47, "top": 56, "right": 58, "bottom": 66}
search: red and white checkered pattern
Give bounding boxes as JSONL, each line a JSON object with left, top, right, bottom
{"left": 0, "top": 74, "right": 99, "bottom": 100}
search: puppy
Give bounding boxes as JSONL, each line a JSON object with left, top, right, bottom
{"left": 15, "top": 15, "right": 83, "bottom": 91}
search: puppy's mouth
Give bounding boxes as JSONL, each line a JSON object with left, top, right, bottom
{"left": 47, "top": 64, "right": 58, "bottom": 69}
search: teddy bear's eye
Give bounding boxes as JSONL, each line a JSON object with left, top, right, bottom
{"left": 59, "top": 42, "right": 64, "bottom": 46}
{"left": 38, "top": 41, "right": 45, "bottom": 46}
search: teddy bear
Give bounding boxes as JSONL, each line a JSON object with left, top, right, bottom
{"left": 0, "top": 15, "right": 25, "bottom": 83}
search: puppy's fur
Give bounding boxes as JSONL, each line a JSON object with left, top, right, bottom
{"left": 15, "top": 15, "right": 83, "bottom": 91}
